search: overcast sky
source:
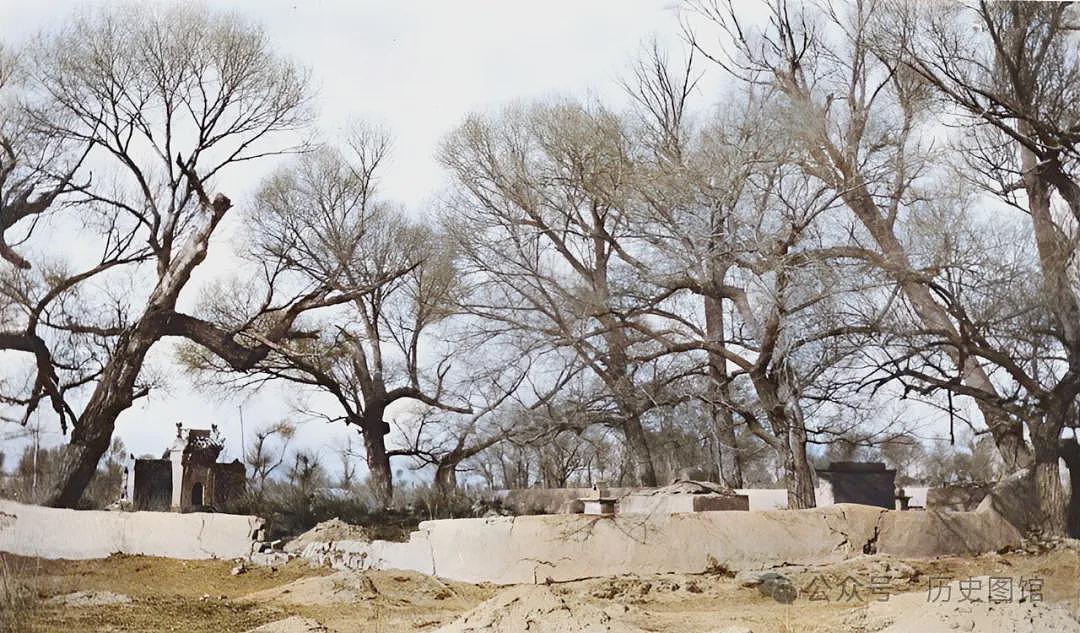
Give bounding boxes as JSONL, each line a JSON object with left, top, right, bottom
{"left": 1, "top": 0, "right": 743, "bottom": 476}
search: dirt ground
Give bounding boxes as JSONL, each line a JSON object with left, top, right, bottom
{"left": 5, "top": 546, "right": 1080, "bottom": 632}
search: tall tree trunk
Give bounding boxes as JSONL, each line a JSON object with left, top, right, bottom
{"left": 1059, "top": 437, "right": 1080, "bottom": 538}
{"left": 1031, "top": 422, "right": 1068, "bottom": 536}
{"left": 785, "top": 410, "right": 816, "bottom": 510}
{"left": 984, "top": 409, "right": 1035, "bottom": 473}
{"left": 621, "top": 414, "right": 658, "bottom": 487}
{"left": 47, "top": 195, "right": 242, "bottom": 508}
{"left": 360, "top": 409, "right": 394, "bottom": 508}
{"left": 434, "top": 459, "right": 458, "bottom": 497}
{"left": 1020, "top": 143, "right": 1076, "bottom": 537}
{"left": 48, "top": 330, "right": 154, "bottom": 507}
{"left": 705, "top": 295, "right": 743, "bottom": 488}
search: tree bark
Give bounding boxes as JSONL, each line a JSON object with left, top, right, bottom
{"left": 1059, "top": 437, "right": 1080, "bottom": 538}
{"left": 1031, "top": 424, "right": 1068, "bottom": 536}
{"left": 784, "top": 404, "right": 817, "bottom": 509}
{"left": 48, "top": 328, "right": 156, "bottom": 507}
{"left": 621, "top": 414, "right": 658, "bottom": 487}
{"left": 434, "top": 459, "right": 458, "bottom": 497}
{"left": 705, "top": 295, "right": 743, "bottom": 488}
{"left": 360, "top": 410, "right": 394, "bottom": 508}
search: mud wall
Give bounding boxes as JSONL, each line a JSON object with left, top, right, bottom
{"left": 0, "top": 499, "right": 262, "bottom": 560}
{"left": 298, "top": 503, "right": 1021, "bottom": 585}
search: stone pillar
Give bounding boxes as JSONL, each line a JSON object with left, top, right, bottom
{"left": 169, "top": 438, "right": 186, "bottom": 511}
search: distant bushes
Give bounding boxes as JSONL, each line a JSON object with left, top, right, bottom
{"left": 222, "top": 480, "right": 483, "bottom": 542}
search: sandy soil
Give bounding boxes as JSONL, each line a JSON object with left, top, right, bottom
{"left": 4, "top": 546, "right": 1080, "bottom": 632}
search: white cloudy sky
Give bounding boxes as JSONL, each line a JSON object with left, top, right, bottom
{"left": 3, "top": 1, "right": 761, "bottom": 475}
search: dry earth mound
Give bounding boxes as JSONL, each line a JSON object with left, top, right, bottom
{"left": 245, "top": 569, "right": 464, "bottom": 607}
{"left": 284, "top": 519, "right": 371, "bottom": 553}
{"left": 854, "top": 576, "right": 1080, "bottom": 632}
{"left": 435, "top": 584, "right": 645, "bottom": 633}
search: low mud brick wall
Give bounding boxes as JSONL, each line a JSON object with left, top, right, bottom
{"left": 304, "top": 503, "right": 1021, "bottom": 584}
{"left": 0, "top": 499, "right": 263, "bottom": 560}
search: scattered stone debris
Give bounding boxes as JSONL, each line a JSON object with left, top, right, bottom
{"left": 755, "top": 572, "right": 797, "bottom": 603}
{"left": 587, "top": 576, "right": 714, "bottom": 603}
{"left": 434, "top": 585, "right": 645, "bottom": 633}
{"left": 851, "top": 576, "right": 1080, "bottom": 632}
{"left": 47, "top": 591, "right": 132, "bottom": 607}
{"left": 1020, "top": 534, "right": 1080, "bottom": 555}
{"left": 231, "top": 560, "right": 248, "bottom": 576}
{"left": 249, "top": 530, "right": 296, "bottom": 568}
{"left": 735, "top": 570, "right": 779, "bottom": 589}
{"left": 591, "top": 578, "right": 654, "bottom": 602}
{"left": 244, "top": 616, "right": 329, "bottom": 633}
{"left": 249, "top": 551, "right": 293, "bottom": 568}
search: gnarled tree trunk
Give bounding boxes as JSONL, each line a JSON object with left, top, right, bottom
{"left": 360, "top": 410, "right": 394, "bottom": 509}
{"left": 1031, "top": 422, "right": 1068, "bottom": 536}
{"left": 621, "top": 413, "right": 658, "bottom": 487}
{"left": 434, "top": 460, "right": 458, "bottom": 498}
{"left": 49, "top": 333, "right": 154, "bottom": 507}
{"left": 1059, "top": 437, "right": 1080, "bottom": 538}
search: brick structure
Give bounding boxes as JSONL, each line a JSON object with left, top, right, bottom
{"left": 815, "top": 461, "right": 897, "bottom": 509}
{"left": 127, "top": 424, "right": 245, "bottom": 512}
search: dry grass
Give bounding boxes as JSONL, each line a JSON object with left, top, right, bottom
{"left": 0, "top": 555, "right": 40, "bottom": 633}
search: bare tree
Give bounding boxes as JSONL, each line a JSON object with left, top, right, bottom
{"left": 604, "top": 43, "right": 918, "bottom": 506}
{"left": 440, "top": 101, "right": 702, "bottom": 486}
{"left": 871, "top": 0, "right": 1080, "bottom": 535}
{"left": 684, "top": 0, "right": 1037, "bottom": 480}
{"left": 0, "top": 6, "right": 370, "bottom": 507}
{"left": 286, "top": 449, "right": 326, "bottom": 497}
{"left": 402, "top": 367, "right": 564, "bottom": 496}
{"left": 0, "top": 42, "right": 90, "bottom": 432}
{"left": 185, "top": 130, "right": 473, "bottom": 507}
{"left": 246, "top": 420, "right": 295, "bottom": 493}
{"left": 624, "top": 44, "right": 744, "bottom": 488}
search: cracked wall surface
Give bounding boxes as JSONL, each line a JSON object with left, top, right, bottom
{"left": 0, "top": 499, "right": 262, "bottom": 560}
{"left": 295, "top": 503, "right": 1021, "bottom": 585}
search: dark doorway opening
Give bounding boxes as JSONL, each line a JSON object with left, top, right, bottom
{"left": 191, "top": 482, "right": 204, "bottom": 507}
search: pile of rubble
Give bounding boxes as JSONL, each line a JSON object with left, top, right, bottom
{"left": 282, "top": 518, "right": 372, "bottom": 554}
{"left": 618, "top": 480, "right": 749, "bottom": 514}
{"left": 236, "top": 518, "right": 375, "bottom": 574}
